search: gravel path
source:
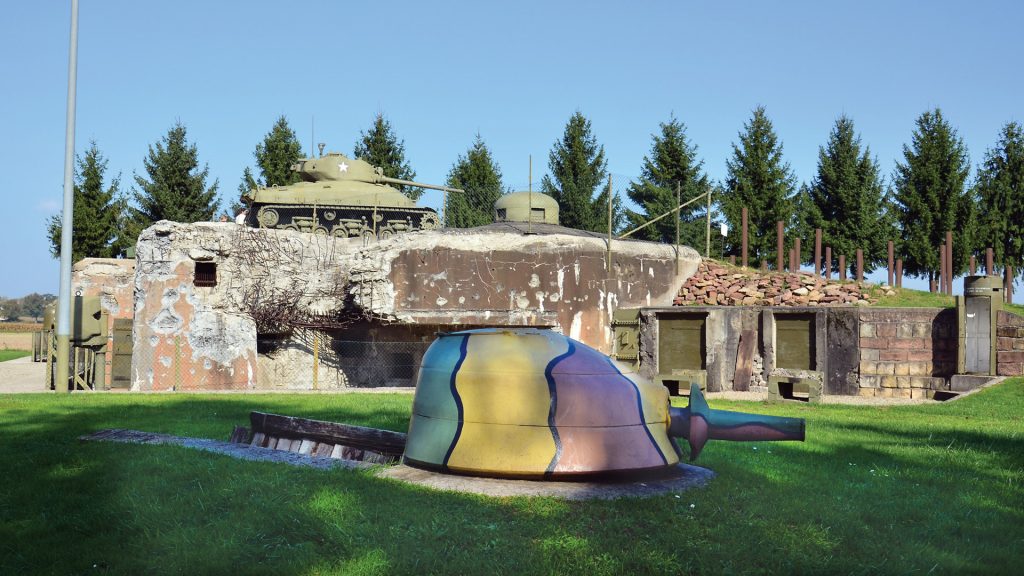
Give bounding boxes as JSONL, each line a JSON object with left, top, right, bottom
{"left": 0, "top": 356, "right": 45, "bottom": 393}
{"left": 81, "top": 428, "right": 715, "bottom": 499}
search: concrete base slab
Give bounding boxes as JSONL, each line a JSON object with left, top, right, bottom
{"left": 377, "top": 463, "right": 714, "bottom": 500}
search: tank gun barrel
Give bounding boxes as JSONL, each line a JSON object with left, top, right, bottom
{"left": 376, "top": 175, "right": 464, "bottom": 194}
{"left": 669, "top": 383, "right": 805, "bottom": 460}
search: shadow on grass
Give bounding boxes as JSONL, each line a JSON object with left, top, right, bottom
{"left": 0, "top": 383, "right": 1022, "bottom": 575}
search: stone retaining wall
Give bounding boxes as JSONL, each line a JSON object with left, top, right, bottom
{"left": 997, "top": 311, "right": 1024, "bottom": 376}
{"left": 856, "top": 308, "right": 956, "bottom": 399}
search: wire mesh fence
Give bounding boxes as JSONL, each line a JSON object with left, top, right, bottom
{"left": 130, "top": 333, "right": 434, "bottom": 391}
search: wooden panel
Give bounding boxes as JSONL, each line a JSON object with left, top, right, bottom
{"left": 250, "top": 412, "right": 407, "bottom": 457}
{"left": 733, "top": 330, "right": 756, "bottom": 391}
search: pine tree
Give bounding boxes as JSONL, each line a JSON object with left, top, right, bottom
{"left": 47, "top": 141, "right": 125, "bottom": 262}
{"left": 975, "top": 121, "right": 1024, "bottom": 279}
{"left": 625, "top": 117, "right": 709, "bottom": 246}
{"left": 445, "top": 135, "right": 505, "bottom": 228}
{"left": 808, "top": 116, "right": 892, "bottom": 274}
{"left": 720, "top": 106, "right": 797, "bottom": 266}
{"left": 892, "top": 109, "right": 972, "bottom": 282}
{"left": 254, "top": 116, "right": 304, "bottom": 187}
{"left": 354, "top": 113, "right": 421, "bottom": 201}
{"left": 541, "top": 111, "right": 612, "bottom": 232}
{"left": 130, "top": 122, "right": 220, "bottom": 232}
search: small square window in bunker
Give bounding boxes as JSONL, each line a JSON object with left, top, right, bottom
{"left": 194, "top": 262, "right": 217, "bottom": 287}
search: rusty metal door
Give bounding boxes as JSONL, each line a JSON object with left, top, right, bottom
{"left": 110, "top": 318, "right": 133, "bottom": 389}
{"left": 776, "top": 314, "right": 815, "bottom": 371}
{"left": 659, "top": 315, "right": 706, "bottom": 372}
{"left": 965, "top": 297, "right": 990, "bottom": 374}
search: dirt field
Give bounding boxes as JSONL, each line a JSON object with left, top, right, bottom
{"left": 0, "top": 332, "right": 32, "bottom": 351}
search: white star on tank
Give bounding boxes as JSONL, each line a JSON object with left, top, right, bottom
{"left": 338, "top": 162, "right": 349, "bottom": 173}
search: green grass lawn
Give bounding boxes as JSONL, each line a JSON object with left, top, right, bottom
{"left": 0, "top": 349, "right": 30, "bottom": 362}
{"left": 1, "top": 384, "right": 1022, "bottom": 575}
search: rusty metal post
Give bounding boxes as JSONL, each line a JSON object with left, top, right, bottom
{"left": 970, "top": 254, "right": 976, "bottom": 276}
{"left": 741, "top": 207, "right": 748, "bottom": 268}
{"left": 1008, "top": 266, "right": 1014, "bottom": 304}
{"left": 729, "top": 255, "right": 736, "bottom": 266}
{"left": 887, "top": 240, "right": 894, "bottom": 286}
{"left": 939, "top": 243, "right": 946, "bottom": 294}
{"left": 896, "top": 258, "right": 903, "bottom": 289}
{"left": 945, "top": 230, "right": 954, "bottom": 294}
{"left": 839, "top": 255, "right": 846, "bottom": 281}
{"left": 856, "top": 249, "right": 863, "bottom": 282}
{"left": 824, "top": 246, "right": 832, "bottom": 281}
{"left": 776, "top": 221, "right": 784, "bottom": 271}
{"left": 814, "top": 228, "right": 822, "bottom": 276}
{"left": 761, "top": 260, "right": 767, "bottom": 272}
{"left": 986, "top": 247, "right": 994, "bottom": 276}
{"left": 789, "top": 247, "right": 796, "bottom": 272}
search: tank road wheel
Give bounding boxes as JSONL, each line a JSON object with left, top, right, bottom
{"left": 256, "top": 207, "right": 280, "bottom": 228}
{"left": 360, "top": 227, "right": 376, "bottom": 245}
{"left": 330, "top": 225, "right": 349, "bottom": 237}
{"left": 378, "top": 226, "right": 396, "bottom": 241}
{"left": 282, "top": 224, "right": 300, "bottom": 232}
{"left": 419, "top": 212, "right": 441, "bottom": 231}
{"left": 312, "top": 225, "right": 329, "bottom": 236}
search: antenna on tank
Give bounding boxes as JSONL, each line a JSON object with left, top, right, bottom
{"left": 528, "top": 155, "right": 533, "bottom": 234}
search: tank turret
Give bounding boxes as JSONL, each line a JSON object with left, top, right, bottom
{"left": 241, "top": 152, "right": 462, "bottom": 240}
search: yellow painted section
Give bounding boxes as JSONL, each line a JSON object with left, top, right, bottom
{"left": 628, "top": 372, "right": 680, "bottom": 465}
{"left": 447, "top": 331, "right": 566, "bottom": 473}
{"left": 447, "top": 422, "right": 560, "bottom": 476}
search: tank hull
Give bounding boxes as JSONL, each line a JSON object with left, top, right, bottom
{"left": 247, "top": 202, "right": 440, "bottom": 238}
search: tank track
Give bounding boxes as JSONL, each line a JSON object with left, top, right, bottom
{"left": 246, "top": 203, "right": 441, "bottom": 239}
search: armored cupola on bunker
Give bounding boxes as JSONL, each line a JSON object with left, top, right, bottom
{"left": 241, "top": 151, "right": 463, "bottom": 239}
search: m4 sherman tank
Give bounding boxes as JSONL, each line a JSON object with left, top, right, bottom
{"left": 241, "top": 152, "right": 463, "bottom": 240}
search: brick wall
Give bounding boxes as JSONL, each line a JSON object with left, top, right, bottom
{"left": 997, "top": 311, "right": 1024, "bottom": 376}
{"left": 857, "top": 308, "right": 957, "bottom": 399}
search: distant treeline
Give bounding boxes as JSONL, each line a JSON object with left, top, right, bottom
{"left": 0, "top": 293, "right": 56, "bottom": 322}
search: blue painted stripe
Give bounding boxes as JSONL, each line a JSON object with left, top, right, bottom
{"left": 543, "top": 340, "right": 575, "bottom": 477}
{"left": 441, "top": 334, "right": 470, "bottom": 470}
{"left": 602, "top": 355, "right": 669, "bottom": 465}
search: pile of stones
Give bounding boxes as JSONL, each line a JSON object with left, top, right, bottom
{"left": 674, "top": 260, "right": 879, "bottom": 307}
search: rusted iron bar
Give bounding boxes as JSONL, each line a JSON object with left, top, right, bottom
{"left": 814, "top": 229, "right": 822, "bottom": 276}
{"left": 945, "top": 231, "right": 954, "bottom": 294}
{"left": 970, "top": 254, "right": 976, "bottom": 276}
{"left": 896, "top": 259, "right": 903, "bottom": 289}
{"left": 986, "top": 247, "right": 994, "bottom": 276}
{"left": 887, "top": 240, "right": 894, "bottom": 286}
{"left": 839, "top": 255, "right": 846, "bottom": 281}
{"left": 856, "top": 249, "right": 863, "bottom": 282}
{"left": 776, "top": 221, "right": 784, "bottom": 271}
{"left": 825, "top": 247, "right": 831, "bottom": 281}
{"left": 939, "top": 243, "right": 946, "bottom": 294}
{"left": 741, "top": 207, "right": 748, "bottom": 268}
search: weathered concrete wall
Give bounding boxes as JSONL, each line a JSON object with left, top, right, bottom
{"left": 638, "top": 305, "right": 961, "bottom": 398}
{"left": 72, "top": 258, "right": 135, "bottom": 388}
{"left": 997, "top": 310, "right": 1024, "bottom": 376}
{"left": 131, "top": 221, "right": 699, "bottom": 391}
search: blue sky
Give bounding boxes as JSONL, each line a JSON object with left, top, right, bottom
{"left": 1, "top": 0, "right": 1021, "bottom": 297}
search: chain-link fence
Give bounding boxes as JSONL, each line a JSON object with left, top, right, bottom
{"left": 131, "top": 333, "right": 433, "bottom": 391}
